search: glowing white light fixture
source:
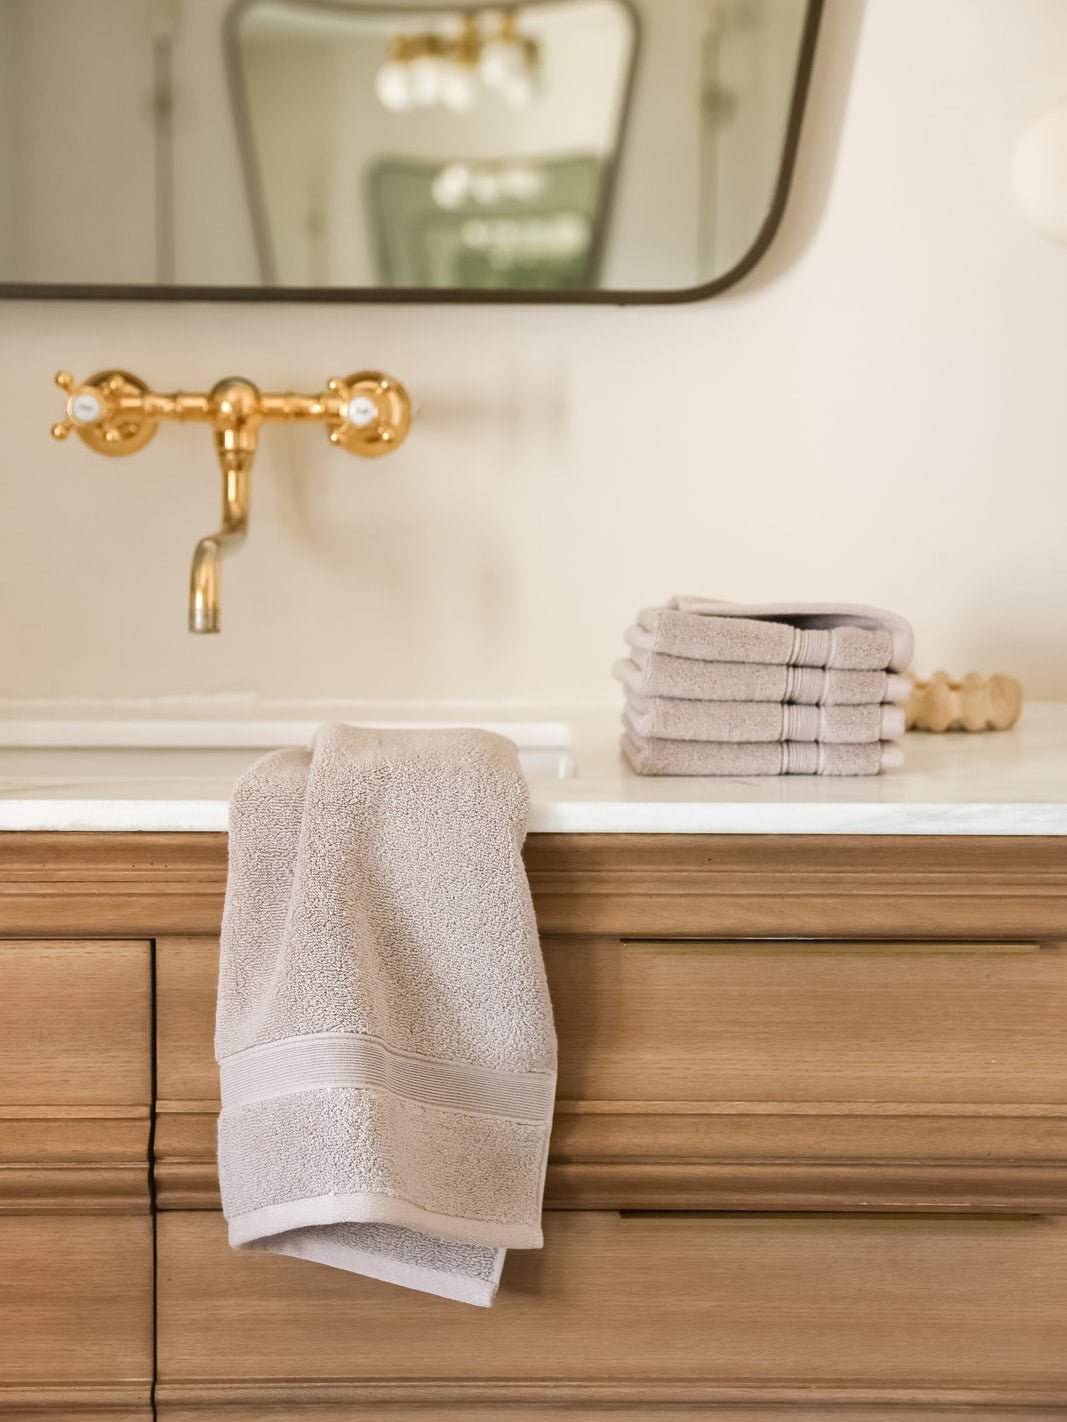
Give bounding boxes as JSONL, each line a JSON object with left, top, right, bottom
{"left": 431, "top": 161, "right": 547, "bottom": 211}
{"left": 500, "top": 164, "right": 545, "bottom": 201}
{"left": 469, "top": 169, "right": 502, "bottom": 205}
{"left": 479, "top": 12, "right": 539, "bottom": 106}
{"left": 1013, "top": 96, "right": 1067, "bottom": 242}
{"left": 441, "top": 16, "right": 481, "bottom": 111}
{"left": 432, "top": 163, "right": 473, "bottom": 208}
{"left": 441, "top": 62, "right": 479, "bottom": 111}
{"left": 478, "top": 35, "right": 525, "bottom": 90}
{"left": 375, "top": 57, "right": 415, "bottom": 111}
{"left": 374, "top": 11, "right": 539, "bottom": 115}
{"left": 409, "top": 52, "right": 445, "bottom": 105}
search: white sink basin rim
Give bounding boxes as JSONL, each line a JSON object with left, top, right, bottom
{"left": 0, "top": 718, "right": 576, "bottom": 783}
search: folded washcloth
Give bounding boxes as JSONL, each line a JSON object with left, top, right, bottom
{"left": 629, "top": 597, "right": 914, "bottom": 672}
{"left": 624, "top": 694, "right": 906, "bottom": 745}
{"left": 615, "top": 648, "right": 911, "bottom": 707}
{"left": 622, "top": 731, "right": 903, "bottom": 777}
{"left": 216, "top": 724, "right": 557, "bottom": 1307}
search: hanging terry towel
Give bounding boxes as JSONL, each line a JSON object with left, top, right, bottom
{"left": 215, "top": 724, "right": 557, "bottom": 1306}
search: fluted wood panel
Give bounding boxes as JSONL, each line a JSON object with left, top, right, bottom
{"left": 156, "top": 1210, "right": 1067, "bottom": 1412}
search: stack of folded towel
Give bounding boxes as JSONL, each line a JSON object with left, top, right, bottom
{"left": 614, "top": 596, "right": 914, "bottom": 776}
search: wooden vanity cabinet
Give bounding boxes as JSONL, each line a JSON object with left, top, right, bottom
{"left": 0, "top": 936, "right": 153, "bottom": 1422}
{"left": 2, "top": 831, "right": 1067, "bottom": 1419}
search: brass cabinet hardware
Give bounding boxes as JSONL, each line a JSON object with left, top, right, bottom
{"left": 51, "top": 368, "right": 412, "bottom": 633}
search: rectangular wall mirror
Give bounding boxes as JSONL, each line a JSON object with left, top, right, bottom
{"left": 0, "top": 0, "right": 822, "bottom": 303}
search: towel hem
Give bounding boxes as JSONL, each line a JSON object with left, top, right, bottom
{"left": 227, "top": 1191, "right": 545, "bottom": 1252}
{"left": 248, "top": 1228, "right": 505, "bottom": 1307}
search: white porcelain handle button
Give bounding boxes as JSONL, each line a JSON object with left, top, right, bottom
{"left": 343, "top": 395, "right": 378, "bottom": 428}
{"left": 69, "top": 391, "right": 104, "bottom": 424}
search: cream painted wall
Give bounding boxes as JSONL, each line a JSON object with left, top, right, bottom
{"left": 3, "top": 0, "right": 1067, "bottom": 703}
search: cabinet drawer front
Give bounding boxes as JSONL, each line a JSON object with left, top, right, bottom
{"left": 157, "top": 1210, "right": 1067, "bottom": 1410}
{"left": 0, "top": 1213, "right": 152, "bottom": 1413}
{"left": 548, "top": 936, "right": 1067, "bottom": 1105}
{"left": 158, "top": 935, "right": 1065, "bottom": 1107}
{"left": 0, "top": 939, "right": 151, "bottom": 1105}
{"left": 0, "top": 939, "right": 152, "bottom": 1212}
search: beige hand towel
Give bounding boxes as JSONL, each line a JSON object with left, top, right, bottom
{"left": 622, "top": 731, "right": 902, "bottom": 777}
{"left": 216, "top": 724, "right": 557, "bottom": 1308}
{"left": 630, "top": 598, "right": 914, "bottom": 672}
{"left": 624, "top": 693, "right": 906, "bottom": 745}
{"left": 615, "top": 648, "right": 911, "bottom": 707}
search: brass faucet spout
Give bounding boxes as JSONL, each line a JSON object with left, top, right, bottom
{"left": 189, "top": 447, "right": 252, "bottom": 634}
{"left": 188, "top": 379, "right": 260, "bottom": 634}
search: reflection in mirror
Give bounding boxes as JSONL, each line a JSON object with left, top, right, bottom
{"left": 233, "top": 1, "right": 634, "bottom": 291}
{"left": 0, "top": 0, "right": 818, "bottom": 299}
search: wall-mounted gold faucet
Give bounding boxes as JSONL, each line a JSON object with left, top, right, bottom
{"left": 51, "top": 368, "right": 412, "bottom": 633}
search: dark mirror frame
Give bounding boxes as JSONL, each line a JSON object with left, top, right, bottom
{"left": 0, "top": 0, "right": 822, "bottom": 306}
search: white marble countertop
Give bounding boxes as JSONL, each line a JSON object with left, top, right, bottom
{"left": 0, "top": 697, "right": 1065, "bottom": 836}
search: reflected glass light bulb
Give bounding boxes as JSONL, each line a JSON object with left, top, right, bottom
{"left": 553, "top": 213, "right": 589, "bottom": 256}
{"left": 375, "top": 59, "right": 413, "bottom": 112}
{"left": 479, "top": 36, "right": 524, "bottom": 92}
{"left": 462, "top": 218, "right": 492, "bottom": 250}
{"left": 432, "top": 163, "right": 471, "bottom": 209}
{"left": 501, "top": 164, "right": 545, "bottom": 201}
{"left": 410, "top": 53, "right": 445, "bottom": 106}
{"left": 441, "top": 61, "right": 479, "bottom": 112}
{"left": 470, "top": 169, "right": 501, "bottom": 205}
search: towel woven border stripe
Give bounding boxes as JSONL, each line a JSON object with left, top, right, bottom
{"left": 220, "top": 1030, "right": 556, "bottom": 1123}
